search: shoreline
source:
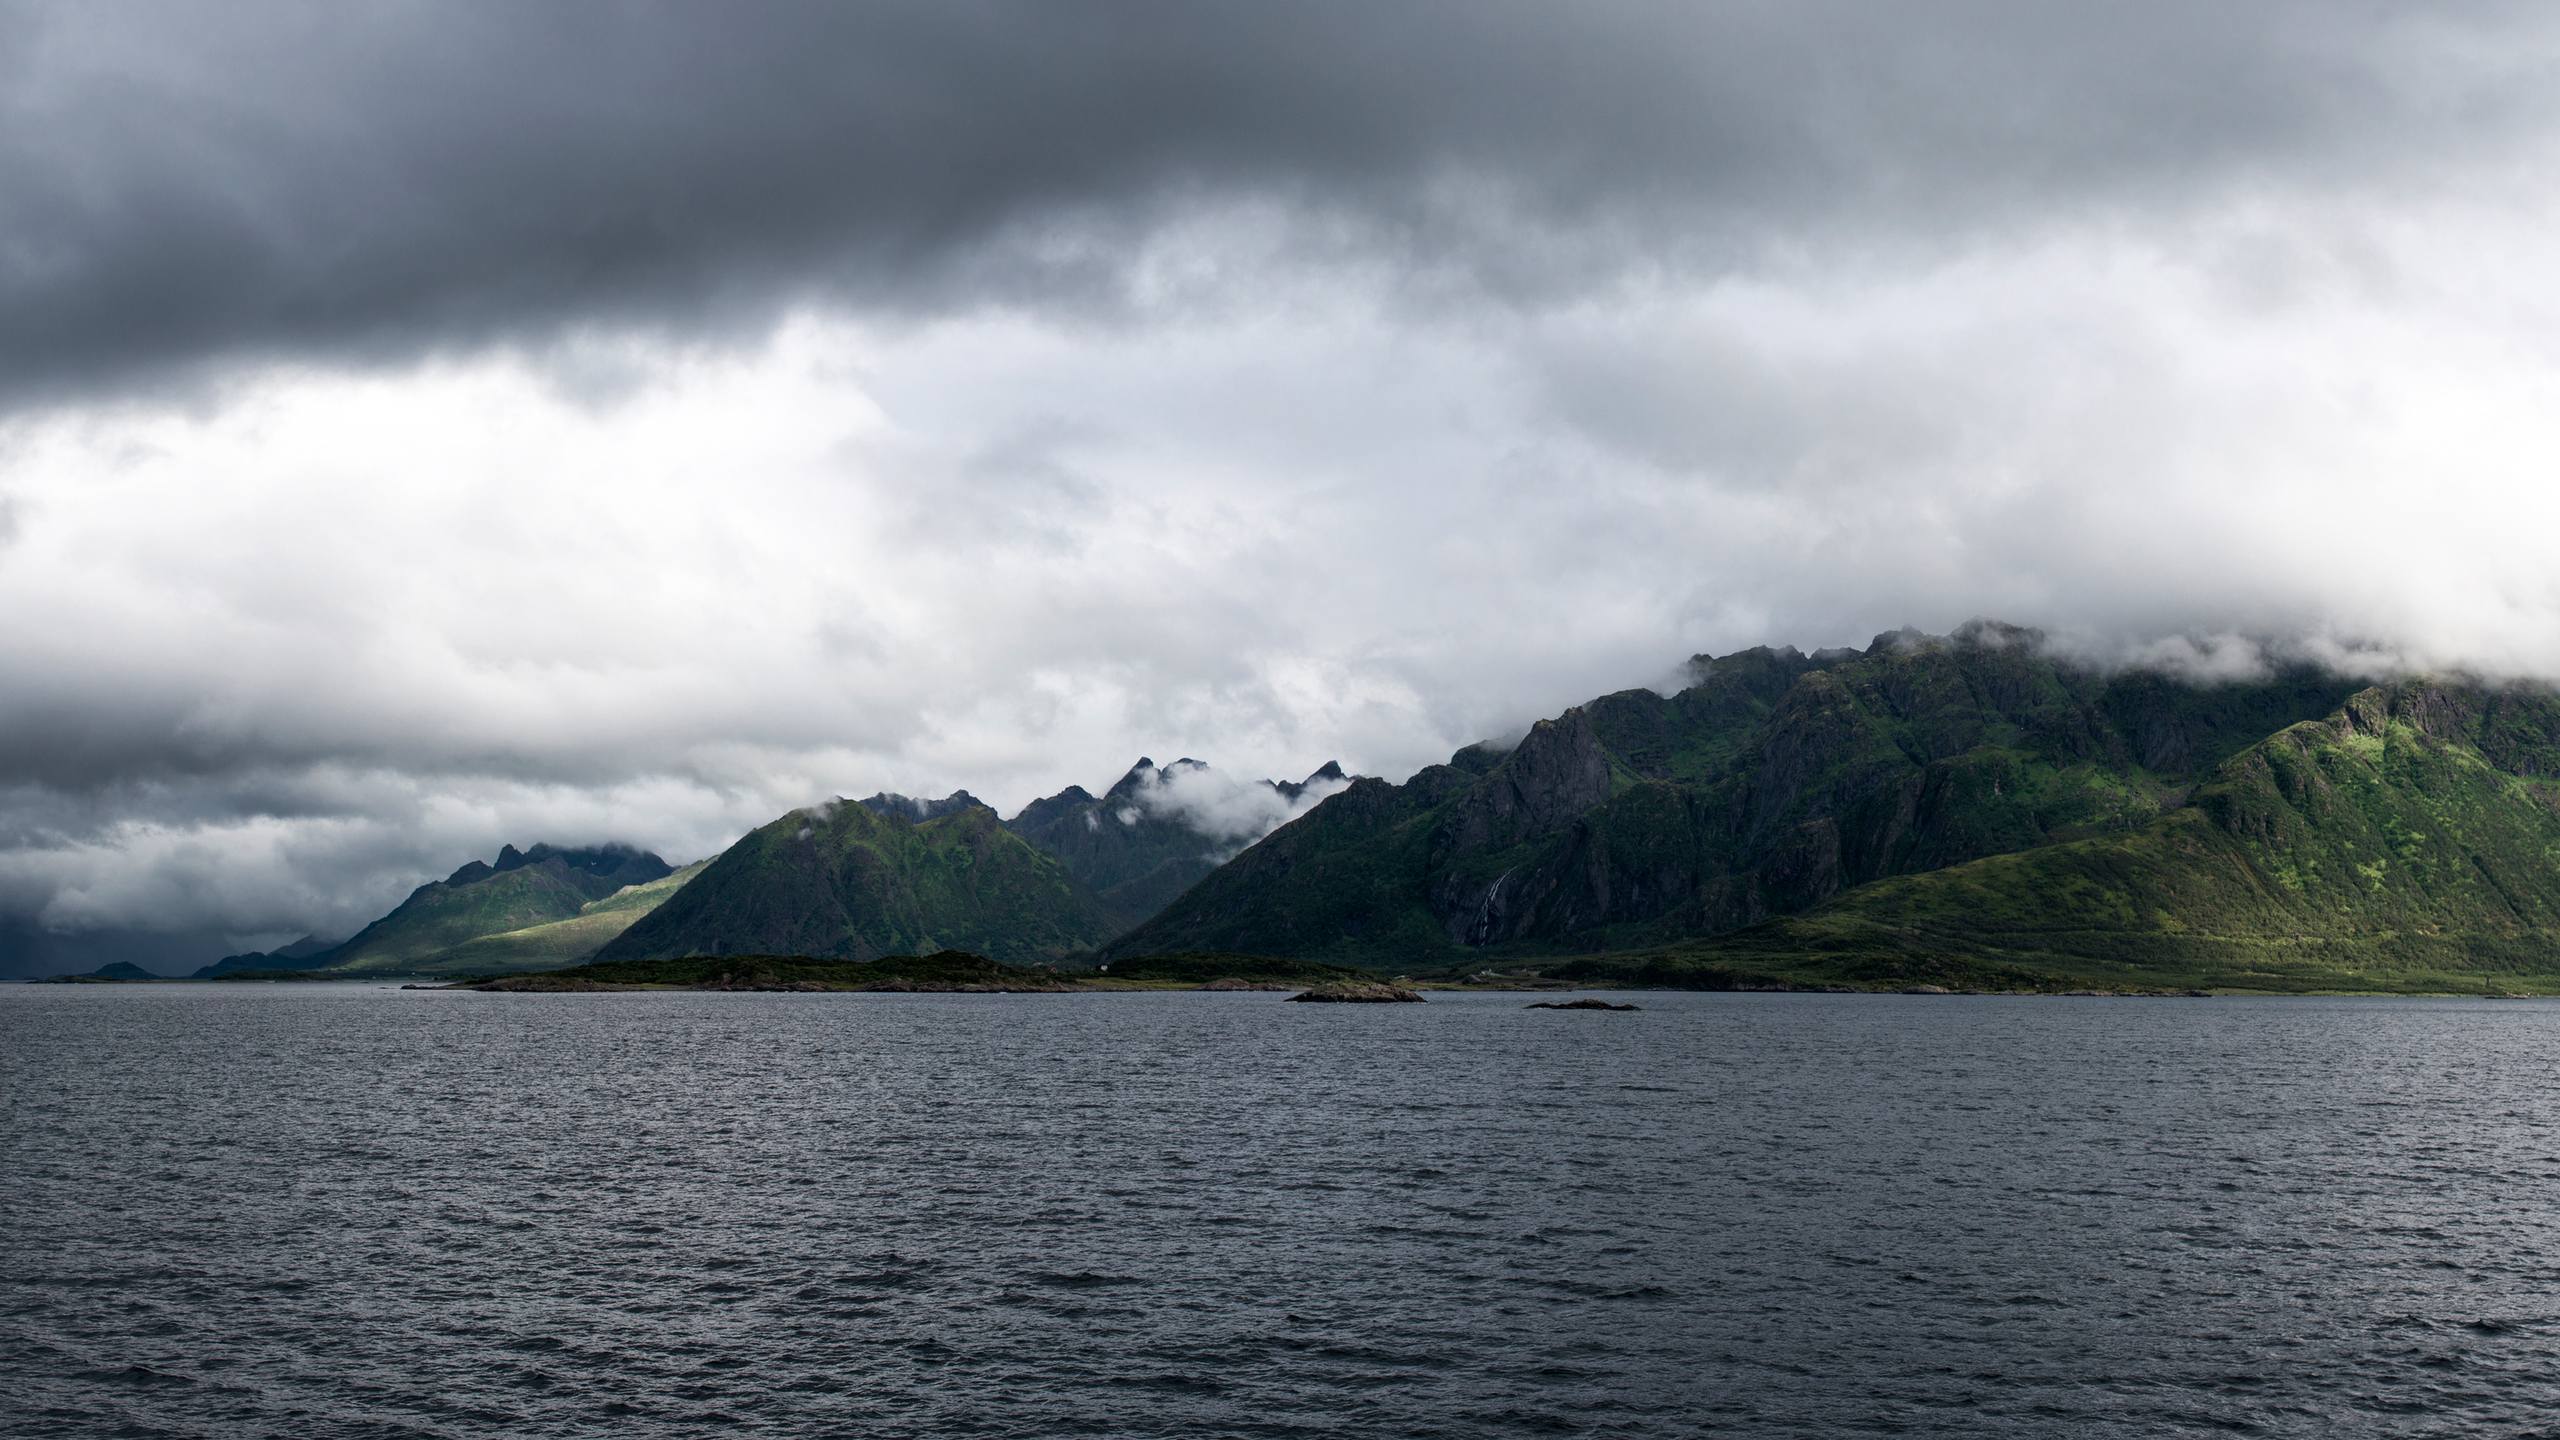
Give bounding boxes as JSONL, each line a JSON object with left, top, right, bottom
{"left": 23, "top": 974, "right": 2559, "bottom": 999}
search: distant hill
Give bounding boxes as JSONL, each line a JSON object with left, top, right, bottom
{"left": 402, "top": 860, "right": 709, "bottom": 976}
{"left": 320, "top": 843, "right": 674, "bottom": 973}
{"left": 194, "top": 933, "right": 335, "bottom": 979}
{"left": 251, "top": 843, "right": 675, "bottom": 976}
{"left": 592, "top": 799, "right": 1118, "bottom": 966}
{"left": 36, "top": 960, "right": 162, "bottom": 983}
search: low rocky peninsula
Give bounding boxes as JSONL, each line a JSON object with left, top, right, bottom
{"left": 430, "top": 950, "right": 1383, "bottom": 994}
{"left": 1284, "top": 980, "right": 1425, "bottom": 1003}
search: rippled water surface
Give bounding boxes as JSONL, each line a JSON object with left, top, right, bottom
{"left": 9, "top": 986, "right": 2560, "bottom": 1436}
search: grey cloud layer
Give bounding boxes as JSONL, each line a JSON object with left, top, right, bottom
{"left": 6, "top": 1, "right": 2543, "bottom": 406}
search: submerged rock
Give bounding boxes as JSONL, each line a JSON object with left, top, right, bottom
{"left": 1286, "top": 981, "right": 1424, "bottom": 1003}
{"left": 1527, "top": 998, "right": 1640, "bottom": 1011}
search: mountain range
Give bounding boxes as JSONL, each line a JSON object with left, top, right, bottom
{"left": 1106, "top": 622, "right": 2356, "bottom": 959}
{"left": 174, "top": 760, "right": 1346, "bottom": 978}
{"left": 1105, "top": 621, "right": 2560, "bottom": 992}
{"left": 135, "top": 621, "right": 2560, "bottom": 992}
{"left": 593, "top": 758, "right": 1349, "bottom": 965}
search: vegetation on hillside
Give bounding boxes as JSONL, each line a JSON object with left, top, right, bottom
{"left": 593, "top": 799, "right": 1119, "bottom": 966}
{"left": 1620, "top": 682, "right": 2560, "bottom": 993}
{"left": 414, "top": 860, "right": 708, "bottom": 975}
{"left": 313, "top": 844, "right": 675, "bottom": 973}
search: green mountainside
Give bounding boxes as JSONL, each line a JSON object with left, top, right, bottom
{"left": 283, "top": 843, "right": 675, "bottom": 975}
{"left": 1603, "top": 681, "right": 2560, "bottom": 992}
{"left": 1103, "top": 622, "right": 2366, "bottom": 968}
{"left": 592, "top": 798, "right": 1119, "bottom": 966}
{"left": 407, "top": 860, "right": 708, "bottom": 976}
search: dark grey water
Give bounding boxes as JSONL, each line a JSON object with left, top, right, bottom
{"left": 7, "top": 987, "right": 2560, "bottom": 1437}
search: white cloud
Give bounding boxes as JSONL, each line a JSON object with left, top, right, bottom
{"left": 1122, "top": 763, "right": 1354, "bottom": 852}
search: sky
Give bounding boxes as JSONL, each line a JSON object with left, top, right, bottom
{"left": 6, "top": 1, "right": 2560, "bottom": 971}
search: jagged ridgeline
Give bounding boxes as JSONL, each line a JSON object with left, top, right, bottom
{"left": 419, "top": 859, "right": 708, "bottom": 975}
{"left": 592, "top": 798, "right": 1122, "bottom": 966}
{"left": 1104, "top": 621, "right": 2387, "bottom": 970}
{"left": 583, "top": 758, "right": 1345, "bottom": 966}
{"left": 180, "top": 619, "right": 2560, "bottom": 991}
{"left": 190, "top": 758, "right": 1344, "bottom": 980}
{"left": 1007, "top": 758, "right": 1349, "bottom": 928}
{"left": 202, "top": 844, "right": 681, "bottom": 978}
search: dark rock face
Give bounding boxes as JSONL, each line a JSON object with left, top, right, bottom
{"left": 1433, "top": 708, "right": 1615, "bottom": 860}
{"left": 496, "top": 843, "right": 674, "bottom": 891}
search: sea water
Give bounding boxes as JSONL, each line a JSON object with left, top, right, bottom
{"left": 7, "top": 985, "right": 2558, "bottom": 1436}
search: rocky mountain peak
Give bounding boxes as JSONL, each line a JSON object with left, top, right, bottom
{"left": 445, "top": 842, "right": 672, "bottom": 890}
{"left": 855, "top": 791, "right": 989, "bottom": 823}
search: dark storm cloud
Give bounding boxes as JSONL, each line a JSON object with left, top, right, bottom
{"left": 3, "top": 0, "right": 2538, "bottom": 408}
